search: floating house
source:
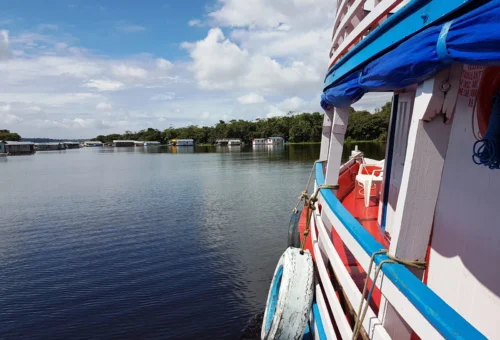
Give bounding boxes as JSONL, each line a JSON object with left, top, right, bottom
{"left": 216, "top": 138, "right": 242, "bottom": 146}
{"left": 4, "top": 141, "right": 35, "bottom": 155}
{"left": 171, "top": 139, "right": 194, "bottom": 146}
{"left": 144, "top": 141, "right": 161, "bottom": 146}
{"left": 134, "top": 141, "right": 145, "bottom": 146}
{"left": 266, "top": 136, "right": 284, "bottom": 144}
{"left": 112, "top": 140, "right": 135, "bottom": 147}
{"left": 252, "top": 138, "right": 266, "bottom": 145}
{"left": 63, "top": 142, "right": 80, "bottom": 149}
{"left": 36, "top": 142, "right": 65, "bottom": 151}
{"left": 83, "top": 141, "right": 103, "bottom": 147}
{"left": 0, "top": 141, "right": 6, "bottom": 155}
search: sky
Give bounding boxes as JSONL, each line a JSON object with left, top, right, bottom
{"left": 0, "top": 0, "right": 391, "bottom": 138}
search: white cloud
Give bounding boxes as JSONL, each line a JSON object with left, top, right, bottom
{"left": 116, "top": 24, "right": 145, "bottom": 32}
{"left": 85, "top": 79, "right": 124, "bottom": 91}
{"left": 0, "top": 30, "right": 11, "bottom": 60}
{"left": 0, "top": 103, "right": 11, "bottom": 112}
{"left": 277, "top": 96, "right": 305, "bottom": 111}
{"left": 238, "top": 93, "right": 265, "bottom": 104}
{"left": 96, "top": 102, "right": 112, "bottom": 111}
{"left": 112, "top": 64, "right": 148, "bottom": 79}
{"left": 183, "top": 28, "right": 320, "bottom": 93}
{"left": 156, "top": 58, "right": 173, "bottom": 71}
{"left": 151, "top": 93, "right": 175, "bottom": 101}
{"left": 188, "top": 19, "right": 202, "bottom": 27}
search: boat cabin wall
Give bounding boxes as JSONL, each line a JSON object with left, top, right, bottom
{"left": 427, "top": 65, "right": 500, "bottom": 339}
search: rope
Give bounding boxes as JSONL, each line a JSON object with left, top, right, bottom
{"left": 300, "top": 183, "right": 339, "bottom": 253}
{"left": 473, "top": 92, "right": 500, "bottom": 169}
{"left": 351, "top": 250, "right": 426, "bottom": 340}
{"left": 293, "top": 160, "right": 327, "bottom": 213}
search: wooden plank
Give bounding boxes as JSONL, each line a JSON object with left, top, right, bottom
{"left": 311, "top": 214, "right": 353, "bottom": 339}
{"left": 320, "top": 110, "right": 335, "bottom": 161}
{"left": 325, "top": 106, "right": 350, "bottom": 185}
{"left": 313, "top": 212, "right": 391, "bottom": 340}
{"left": 315, "top": 284, "right": 338, "bottom": 340}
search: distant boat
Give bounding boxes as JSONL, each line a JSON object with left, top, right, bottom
{"left": 144, "top": 141, "right": 161, "bottom": 146}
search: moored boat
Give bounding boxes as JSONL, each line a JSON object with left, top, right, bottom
{"left": 260, "top": 1, "right": 500, "bottom": 339}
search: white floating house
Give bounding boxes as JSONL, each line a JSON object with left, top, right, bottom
{"left": 83, "top": 141, "right": 103, "bottom": 147}
{"left": 252, "top": 138, "right": 266, "bottom": 145}
{"left": 175, "top": 139, "right": 194, "bottom": 146}
{"left": 266, "top": 137, "right": 284, "bottom": 144}
{"left": 144, "top": 141, "right": 161, "bottom": 146}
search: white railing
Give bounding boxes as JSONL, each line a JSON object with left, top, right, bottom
{"left": 310, "top": 162, "right": 486, "bottom": 339}
{"left": 330, "top": 0, "right": 404, "bottom": 67}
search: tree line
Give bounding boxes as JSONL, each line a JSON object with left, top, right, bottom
{"left": 92, "top": 102, "right": 391, "bottom": 145}
{"left": 1, "top": 102, "right": 392, "bottom": 144}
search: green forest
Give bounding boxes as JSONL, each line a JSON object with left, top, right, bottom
{"left": 92, "top": 102, "right": 392, "bottom": 145}
{"left": 1, "top": 102, "right": 391, "bottom": 144}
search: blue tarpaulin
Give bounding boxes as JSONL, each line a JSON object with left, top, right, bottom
{"left": 321, "top": 1, "right": 500, "bottom": 110}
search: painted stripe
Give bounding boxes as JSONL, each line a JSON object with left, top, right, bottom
{"left": 265, "top": 265, "right": 283, "bottom": 333}
{"left": 324, "top": 0, "right": 478, "bottom": 89}
{"left": 312, "top": 302, "right": 327, "bottom": 340}
{"left": 313, "top": 212, "right": 391, "bottom": 340}
{"left": 315, "top": 161, "right": 486, "bottom": 339}
{"left": 315, "top": 284, "right": 338, "bottom": 340}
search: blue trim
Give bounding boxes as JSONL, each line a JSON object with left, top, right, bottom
{"left": 436, "top": 20, "right": 454, "bottom": 63}
{"left": 312, "top": 302, "right": 327, "bottom": 340}
{"left": 315, "top": 162, "right": 486, "bottom": 340}
{"left": 324, "top": 0, "right": 476, "bottom": 90}
{"left": 381, "top": 95, "right": 399, "bottom": 230}
{"left": 265, "top": 265, "right": 283, "bottom": 333}
{"left": 303, "top": 323, "right": 311, "bottom": 340}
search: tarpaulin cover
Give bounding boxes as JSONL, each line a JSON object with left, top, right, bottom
{"left": 321, "top": 1, "right": 500, "bottom": 110}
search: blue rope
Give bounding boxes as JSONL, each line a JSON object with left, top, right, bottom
{"left": 473, "top": 93, "right": 500, "bottom": 169}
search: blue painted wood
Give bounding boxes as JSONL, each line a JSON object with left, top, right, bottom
{"left": 265, "top": 265, "right": 283, "bottom": 333}
{"left": 324, "top": 0, "right": 477, "bottom": 90}
{"left": 312, "top": 302, "right": 327, "bottom": 340}
{"left": 315, "top": 162, "right": 486, "bottom": 339}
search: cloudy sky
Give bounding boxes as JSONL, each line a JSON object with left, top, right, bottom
{"left": 0, "top": 0, "right": 390, "bottom": 138}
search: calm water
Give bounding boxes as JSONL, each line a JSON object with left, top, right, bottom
{"left": 0, "top": 143, "right": 385, "bottom": 339}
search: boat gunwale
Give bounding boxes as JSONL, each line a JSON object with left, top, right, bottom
{"left": 314, "top": 161, "right": 486, "bottom": 339}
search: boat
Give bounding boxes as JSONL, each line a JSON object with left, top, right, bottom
{"left": 260, "top": 1, "right": 500, "bottom": 339}
{"left": 228, "top": 139, "right": 242, "bottom": 146}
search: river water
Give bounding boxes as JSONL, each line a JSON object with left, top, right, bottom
{"left": 0, "top": 143, "right": 385, "bottom": 339}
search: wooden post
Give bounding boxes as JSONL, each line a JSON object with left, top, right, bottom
{"left": 380, "top": 65, "right": 462, "bottom": 339}
{"left": 325, "top": 106, "right": 350, "bottom": 185}
{"left": 319, "top": 110, "right": 335, "bottom": 161}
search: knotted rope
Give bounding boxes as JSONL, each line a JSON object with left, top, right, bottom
{"left": 300, "top": 183, "right": 339, "bottom": 253}
{"left": 351, "top": 250, "right": 427, "bottom": 339}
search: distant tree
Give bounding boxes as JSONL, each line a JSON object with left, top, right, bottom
{"left": 89, "top": 102, "right": 393, "bottom": 144}
{"left": 0, "top": 129, "right": 21, "bottom": 141}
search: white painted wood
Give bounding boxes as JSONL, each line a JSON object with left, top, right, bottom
{"left": 320, "top": 110, "right": 335, "bottom": 161}
{"left": 381, "top": 67, "right": 461, "bottom": 338}
{"left": 315, "top": 195, "right": 444, "bottom": 339}
{"left": 330, "top": 0, "right": 403, "bottom": 65}
{"left": 311, "top": 215, "right": 353, "bottom": 339}
{"left": 325, "top": 106, "right": 350, "bottom": 185}
{"left": 313, "top": 211, "right": 391, "bottom": 340}
{"left": 389, "top": 67, "right": 461, "bottom": 262}
{"left": 426, "top": 64, "right": 499, "bottom": 339}
{"left": 384, "top": 91, "right": 415, "bottom": 236}
{"left": 316, "top": 284, "right": 338, "bottom": 340}
{"left": 332, "top": 0, "right": 364, "bottom": 49}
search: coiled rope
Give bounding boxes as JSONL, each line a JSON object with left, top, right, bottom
{"left": 351, "top": 250, "right": 427, "bottom": 340}
{"left": 473, "top": 92, "right": 500, "bottom": 169}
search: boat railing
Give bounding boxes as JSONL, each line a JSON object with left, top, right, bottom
{"left": 311, "top": 161, "right": 485, "bottom": 339}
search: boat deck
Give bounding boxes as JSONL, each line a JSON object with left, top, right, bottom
{"left": 300, "top": 160, "right": 389, "bottom": 317}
